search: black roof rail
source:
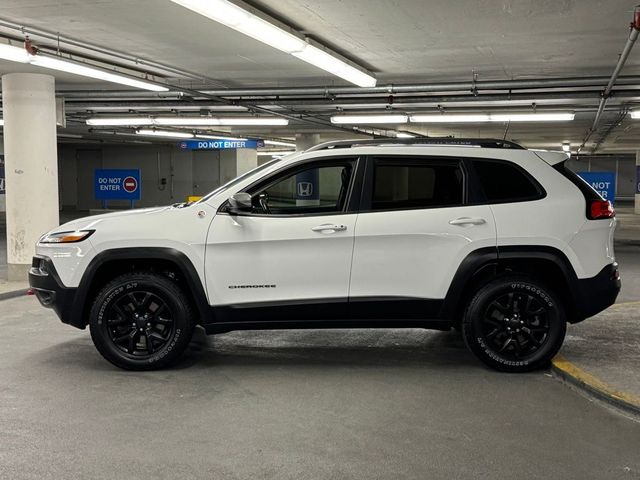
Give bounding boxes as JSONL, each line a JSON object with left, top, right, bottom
{"left": 306, "top": 137, "right": 525, "bottom": 152}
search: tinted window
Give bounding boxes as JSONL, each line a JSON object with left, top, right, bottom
{"left": 473, "top": 160, "right": 542, "bottom": 202}
{"left": 251, "top": 162, "right": 354, "bottom": 215}
{"left": 372, "top": 161, "right": 463, "bottom": 210}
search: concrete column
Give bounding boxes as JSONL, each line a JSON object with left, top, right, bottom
{"left": 219, "top": 149, "right": 258, "bottom": 184}
{"left": 2, "top": 73, "right": 59, "bottom": 281}
{"left": 636, "top": 151, "right": 640, "bottom": 214}
{"left": 295, "top": 133, "right": 321, "bottom": 151}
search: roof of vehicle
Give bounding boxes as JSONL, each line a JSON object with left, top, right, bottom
{"left": 306, "top": 137, "right": 525, "bottom": 152}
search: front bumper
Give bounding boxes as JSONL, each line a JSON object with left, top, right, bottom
{"left": 573, "top": 262, "right": 621, "bottom": 322}
{"left": 28, "top": 255, "right": 83, "bottom": 329}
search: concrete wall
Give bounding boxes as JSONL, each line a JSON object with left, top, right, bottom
{"left": 0, "top": 138, "right": 4, "bottom": 212}
{"left": 57, "top": 144, "right": 223, "bottom": 209}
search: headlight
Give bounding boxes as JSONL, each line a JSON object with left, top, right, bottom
{"left": 39, "top": 230, "right": 95, "bottom": 244}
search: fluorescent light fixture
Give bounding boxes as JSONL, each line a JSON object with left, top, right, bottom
{"left": 136, "top": 129, "right": 194, "bottom": 139}
{"left": 395, "top": 132, "right": 415, "bottom": 138}
{"left": 195, "top": 134, "right": 249, "bottom": 141}
{"left": 410, "top": 113, "right": 575, "bottom": 123}
{"left": 0, "top": 43, "right": 168, "bottom": 91}
{"left": 331, "top": 114, "right": 408, "bottom": 124}
{"left": 86, "top": 117, "right": 154, "bottom": 126}
{"left": 0, "top": 43, "right": 29, "bottom": 63}
{"left": 170, "top": 0, "right": 376, "bottom": 87}
{"left": 171, "top": 0, "right": 305, "bottom": 53}
{"left": 154, "top": 116, "right": 288, "bottom": 126}
{"left": 86, "top": 116, "right": 288, "bottom": 126}
{"left": 490, "top": 113, "right": 575, "bottom": 122}
{"left": 30, "top": 55, "right": 169, "bottom": 92}
{"left": 630, "top": 110, "right": 640, "bottom": 119}
{"left": 292, "top": 44, "right": 376, "bottom": 88}
{"left": 562, "top": 142, "right": 571, "bottom": 152}
{"left": 0, "top": 119, "right": 3, "bottom": 126}
{"left": 257, "top": 150, "right": 295, "bottom": 156}
{"left": 264, "top": 139, "right": 296, "bottom": 147}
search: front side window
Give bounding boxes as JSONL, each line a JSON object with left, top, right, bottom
{"left": 371, "top": 160, "right": 464, "bottom": 210}
{"left": 249, "top": 161, "right": 355, "bottom": 215}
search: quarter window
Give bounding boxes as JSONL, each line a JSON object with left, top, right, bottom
{"left": 371, "top": 161, "right": 464, "bottom": 210}
{"left": 472, "top": 160, "right": 542, "bottom": 202}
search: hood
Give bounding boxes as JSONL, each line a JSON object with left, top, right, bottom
{"left": 54, "top": 205, "right": 180, "bottom": 232}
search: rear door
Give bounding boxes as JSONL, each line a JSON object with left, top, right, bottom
{"left": 349, "top": 155, "right": 497, "bottom": 316}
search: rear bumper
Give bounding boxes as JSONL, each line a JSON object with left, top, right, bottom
{"left": 28, "top": 255, "right": 84, "bottom": 329}
{"left": 572, "top": 262, "right": 620, "bottom": 322}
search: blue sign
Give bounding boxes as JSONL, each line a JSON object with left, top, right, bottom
{"left": 0, "top": 155, "right": 4, "bottom": 194}
{"left": 577, "top": 171, "right": 616, "bottom": 203}
{"left": 95, "top": 169, "right": 141, "bottom": 201}
{"left": 178, "top": 139, "right": 264, "bottom": 150}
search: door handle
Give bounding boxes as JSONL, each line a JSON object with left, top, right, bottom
{"left": 449, "top": 217, "right": 487, "bottom": 226}
{"left": 311, "top": 223, "right": 348, "bottom": 233}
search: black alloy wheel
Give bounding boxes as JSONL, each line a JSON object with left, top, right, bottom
{"left": 107, "top": 291, "right": 175, "bottom": 356}
{"left": 89, "top": 272, "right": 195, "bottom": 370}
{"left": 462, "top": 276, "right": 566, "bottom": 372}
{"left": 480, "top": 291, "right": 551, "bottom": 361}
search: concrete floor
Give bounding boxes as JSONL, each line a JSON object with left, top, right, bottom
{"left": 0, "top": 210, "right": 639, "bottom": 479}
{"left": 1, "top": 296, "right": 639, "bottom": 480}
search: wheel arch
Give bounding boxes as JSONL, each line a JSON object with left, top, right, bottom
{"left": 73, "top": 247, "right": 210, "bottom": 328}
{"left": 441, "top": 246, "right": 581, "bottom": 324}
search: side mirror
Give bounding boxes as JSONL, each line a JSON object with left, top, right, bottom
{"left": 227, "top": 192, "right": 253, "bottom": 213}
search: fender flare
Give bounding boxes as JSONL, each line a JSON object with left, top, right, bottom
{"left": 73, "top": 247, "right": 210, "bottom": 326}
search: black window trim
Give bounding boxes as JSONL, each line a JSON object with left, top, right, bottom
{"left": 468, "top": 157, "right": 547, "bottom": 205}
{"left": 358, "top": 155, "right": 469, "bottom": 213}
{"left": 217, "top": 156, "right": 363, "bottom": 218}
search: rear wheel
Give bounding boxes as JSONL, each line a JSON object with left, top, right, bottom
{"left": 89, "top": 272, "right": 195, "bottom": 370}
{"left": 462, "top": 276, "right": 566, "bottom": 372}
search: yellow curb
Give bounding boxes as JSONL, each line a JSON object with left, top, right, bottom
{"left": 608, "top": 301, "right": 640, "bottom": 309}
{"left": 552, "top": 355, "right": 640, "bottom": 413}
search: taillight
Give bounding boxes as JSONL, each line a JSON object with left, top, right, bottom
{"left": 589, "top": 200, "right": 615, "bottom": 220}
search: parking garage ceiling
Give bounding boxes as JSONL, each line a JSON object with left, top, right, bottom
{"left": 0, "top": 0, "right": 640, "bottom": 152}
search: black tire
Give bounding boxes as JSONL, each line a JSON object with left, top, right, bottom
{"left": 89, "top": 272, "right": 195, "bottom": 370}
{"left": 462, "top": 276, "right": 566, "bottom": 373}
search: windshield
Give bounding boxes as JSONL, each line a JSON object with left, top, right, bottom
{"left": 197, "top": 158, "right": 281, "bottom": 204}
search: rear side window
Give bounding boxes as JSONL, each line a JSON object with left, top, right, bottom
{"left": 472, "top": 160, "right": 544, "bottom": 203}
{"left": 372, "top": 161, "right": 463, "bottom": 210}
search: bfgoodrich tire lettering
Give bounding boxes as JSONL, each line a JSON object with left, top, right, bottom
{"left": 89, "top": 272, "right": 195, "bottom": 370}
{"left": 462, "top": 276, "right": 566, "bottom": 372}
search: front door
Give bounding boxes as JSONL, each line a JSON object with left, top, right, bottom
{"left": 205, "top": 157, "right": 360, "bottom": 322}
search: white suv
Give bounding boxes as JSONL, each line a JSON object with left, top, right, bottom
{"left": 28, "top": 138, "right": 620, "bottom": 372}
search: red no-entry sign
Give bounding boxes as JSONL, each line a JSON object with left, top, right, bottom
{"left": 123, "top": 176, "right": 138, "bottom": 193}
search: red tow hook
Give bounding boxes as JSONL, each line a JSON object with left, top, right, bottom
{"left": 27, "top": 288, "right": 35, "bottom": 296}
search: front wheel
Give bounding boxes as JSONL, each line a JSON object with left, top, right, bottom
{"left": 89, "top": 272, "right": 195, "bottom": 370}
{"left": 462, "top": 276, "right": 566, "bottom": 372}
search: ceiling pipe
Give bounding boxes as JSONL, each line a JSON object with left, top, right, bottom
{"left": 195, "top": 76, "right": 640, "bottom": 97}
{"left": 578, "top": 6, "right": 640, "bottom": 153}
{"left": 54, "top": 75, "right": 640, "bottom": 99}
{"left": 0, "top": 17, "right": 225, "bottom": 85}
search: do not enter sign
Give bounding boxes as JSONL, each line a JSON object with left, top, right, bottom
{"left": 123, "top": 176, "right": 138, "bottom": 193}
{"left": 95, "top": 169, "right": 141, "bottom": 201}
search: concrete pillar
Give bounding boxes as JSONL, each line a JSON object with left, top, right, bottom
{"left": 2, "top": 73, "right": 59, "bottom": 281}
{"left": 636, "top": 151, "right": 640, "bottom": 214}
{"left": 296, "top": 133, "right": 321, "bottom": 151}
{"left": 219, "top": 149, "right": 258, "bottom": 184}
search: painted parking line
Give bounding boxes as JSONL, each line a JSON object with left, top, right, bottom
{"left": 552, "top": 355, "right": 640, "bottom": 417}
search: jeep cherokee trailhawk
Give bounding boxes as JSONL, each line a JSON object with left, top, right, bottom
{"left": 29, "top": 138, "right": 620, "bottom": 372}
